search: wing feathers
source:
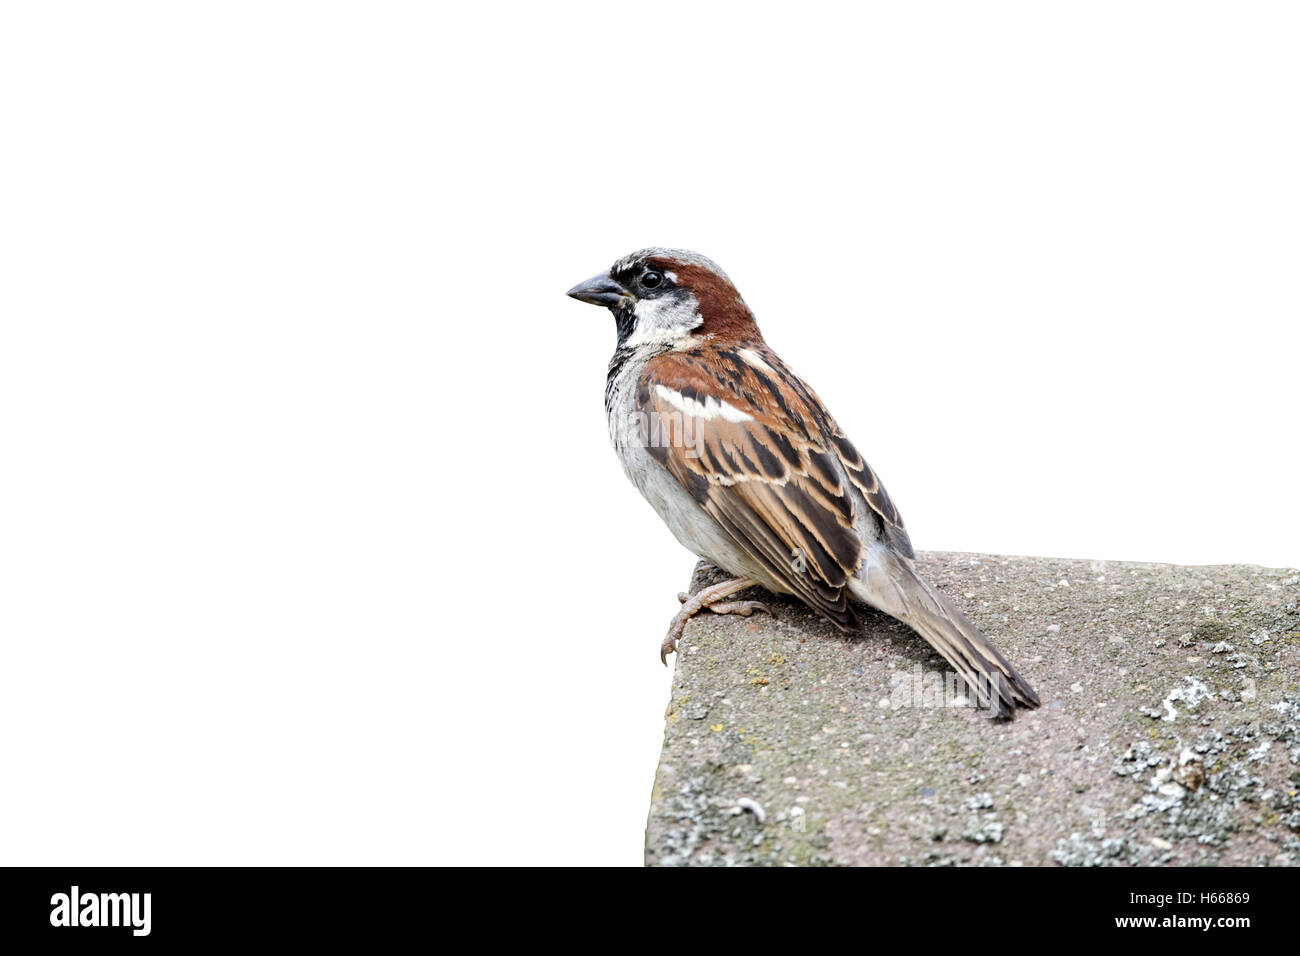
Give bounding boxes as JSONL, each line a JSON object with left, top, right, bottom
{"left": 641, "top": 344, "right": 909, "bottom": 628}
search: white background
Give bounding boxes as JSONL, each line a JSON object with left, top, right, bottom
{"left": 2, "top": 2, "right": 1297, "bottom": 866}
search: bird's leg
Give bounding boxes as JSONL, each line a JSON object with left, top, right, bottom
{"left": 661, "top": 577, "right": 771, "bottom": 664}
{"left": 679, "top": 596, "right": 772, "bottom": 617}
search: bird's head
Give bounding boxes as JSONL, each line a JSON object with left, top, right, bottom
{"left": 567, "top": 248, "right": 759, "bottom": 350}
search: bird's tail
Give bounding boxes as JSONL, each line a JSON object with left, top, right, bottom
{"left": 850, "top": 552, "right": 1040, "bottom": 719}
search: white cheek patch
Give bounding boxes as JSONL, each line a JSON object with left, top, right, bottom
{"left": 654, "top": 384, "right": 755, "bottom": 423}
{"left": 625, "top": 293, "right": 702, "bottom": 348}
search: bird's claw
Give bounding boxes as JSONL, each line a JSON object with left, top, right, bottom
{"left": 660, "top": 631, "right": 680, "bottom": 666}
{"left": 661, "top": 578, "right": 769, "bottom": 665}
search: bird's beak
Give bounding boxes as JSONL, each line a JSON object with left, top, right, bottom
{"left": 566, "top": 273, "right": 630, "bottom": 308}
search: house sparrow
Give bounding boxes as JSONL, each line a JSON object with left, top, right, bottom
{"left": 568, "top": 249, "right": 1040, "bottom": 718}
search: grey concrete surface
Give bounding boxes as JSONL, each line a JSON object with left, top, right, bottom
{"left": 646, "top": 552, "right": 1300, "bottom": 866}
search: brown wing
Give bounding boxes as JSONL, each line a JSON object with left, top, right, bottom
{"left": 739, "top": 346, "right": 912, "bottom": 558}
{"left": 637, "top": 344, "right": 911, "bottom": 626}
{"left": 827, "top": 431, "right": 914, "bottom": 559}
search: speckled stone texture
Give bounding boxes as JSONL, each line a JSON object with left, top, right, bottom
{"left": 645, "top": 552, "right": 1300, "bottom": 867}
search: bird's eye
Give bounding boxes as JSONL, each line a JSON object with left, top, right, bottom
{"left": 641, "top": 271, "right": 663, "bottom": 289}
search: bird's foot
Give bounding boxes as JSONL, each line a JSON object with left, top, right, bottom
{"left": 677, "top": 593, "right": 772, "bottom": 618}
{"left": 661, "top": 577, "right": 769, "bottom": 664}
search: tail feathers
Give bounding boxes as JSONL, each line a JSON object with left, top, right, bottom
{"left": 906, "top": 581, "right": 1040, "bottom": 718}
{"left": 852, "top": 556, "right": 1040, "bottom": 719}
